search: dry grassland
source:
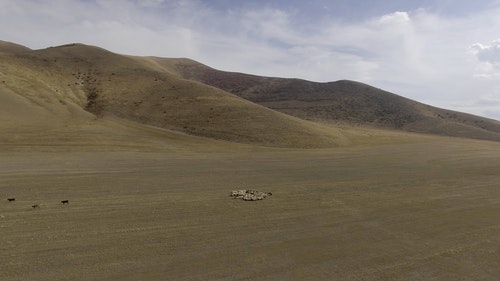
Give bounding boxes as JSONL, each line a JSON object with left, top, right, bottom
{"left": 2, "top": 41, "right": 499, "bottom": 280}
{"left": 1, "top": 139, "right": 500, "bottom": 280}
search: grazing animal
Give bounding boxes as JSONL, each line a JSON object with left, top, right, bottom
{"left": 7, "top": 198, "right": 15, "bottom": 202}
{"left": 32, "top": 204, "right": 39, "bottom": 209}
{"left": 61, "top": 200, "right": 69, "bottom": 204}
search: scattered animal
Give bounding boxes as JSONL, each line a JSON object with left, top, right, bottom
{"left": 7, "top": 198, "right": 15, "bottom": 202}
{"left": 61, "top": 200, "right": 69, "bottom": 204}
{"left": 32, "top": 204, "right": 39, "bottom": 209}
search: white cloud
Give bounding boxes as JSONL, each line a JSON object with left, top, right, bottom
{"left": 471, "top": 40, "right": 500, "bottom": 65}
{"left": 2, "top": 0, "right": 500, "bottom": 119}
{"left": 470, "top": 39, "right": 500, "bottom": 81}
{"left": 378, "top": 11, "right": 410, "bottom": 24}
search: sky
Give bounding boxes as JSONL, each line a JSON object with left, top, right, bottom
{"left": 2, "top": 0, "right": 500, "bottom": 119}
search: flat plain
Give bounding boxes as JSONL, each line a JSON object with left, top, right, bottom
{"left": 1, "top": 138, "right": 500, "bottom": 281}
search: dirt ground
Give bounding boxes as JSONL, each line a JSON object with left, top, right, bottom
{"left": 1, "top": 140, "right": 500, "bottom": 280}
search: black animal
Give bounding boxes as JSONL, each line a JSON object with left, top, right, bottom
{"left": 7, "top": 198, "right": 15, "bottom": 202}
{"left": 32, "top": 204, "right": 39, "bottom": 209}
{"left": 61, "top": 200, "right": 69, "bottom": 204}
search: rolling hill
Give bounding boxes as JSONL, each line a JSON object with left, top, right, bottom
{"left": 159, "top": 58, "right": 500, "bottom": 141}
{"left": 0, "top": 41, "right": 347, "bottom": 148}
{"left": 2, "top": 40, "right": 500, "bottom": 149}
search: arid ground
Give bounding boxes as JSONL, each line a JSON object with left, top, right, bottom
{"left": 1, "top": 41, "right": 500, "bottom": 280}
{"left": 2, "top": 137, "right": 500, "bottom": 281}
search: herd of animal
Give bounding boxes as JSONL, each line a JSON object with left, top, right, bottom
{"left": 3, "top": 197, "right": 69, "bottom": 209}
{"left": 230, "top": 189, "right": 272, "bottom": 201}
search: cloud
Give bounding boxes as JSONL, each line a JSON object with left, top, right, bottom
{"left": 137, "top": 0, "right": 165, "bottom": 8}
{"left": 2, "top": 0, "right": 500, "bottom": 119}
{"left": 448, "top": 90, "right": 500, "bottom": 120}
{"left": 474, "top": 97, "right": 500, "bottom": 107}
{"left": 470, "top": 39, "right": 500, "bottom": 80}
{"left": 378, "top": 11, "right": 410, "bottom": 24}
{"left": 471, "top": 40, "right": 500, "bottom": 64}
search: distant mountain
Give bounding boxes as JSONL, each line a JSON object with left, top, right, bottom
{"left": 2, "top": 40, "right": 500, "bottom": 148}
{"left": 160, "top": 58, "right": 500, "bottom": 142}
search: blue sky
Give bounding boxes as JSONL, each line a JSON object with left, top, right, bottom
{"left": 2, "top": 0, "right": 500, "bottom": 119}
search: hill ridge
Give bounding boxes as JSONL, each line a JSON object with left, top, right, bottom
{"left": 155, "top": 57, "right": 500, "bottom": 141}
{"left": 0, "top": 41, "right": 350, "bottom": 148}
{"left": 2, "top": 40, "right": 500, "bottom": 147}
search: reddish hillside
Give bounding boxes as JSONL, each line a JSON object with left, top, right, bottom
{"left": 159, "top": 58, "right": 500, "bottom": 142}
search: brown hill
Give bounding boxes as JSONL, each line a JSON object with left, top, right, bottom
{"left": 0, "top": 40, "right": 32, "bottom": 54}
{"left": 0, "top": 42, "right": 365, "bottom": 148}
{"left": 3, "top": 41, "right": 500, "bottom": 149}
{"left": 159, "top": 58, "right": 500, "bottom": 142}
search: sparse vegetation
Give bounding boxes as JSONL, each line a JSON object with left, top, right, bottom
{"left": 167, "top": 60, "right": 500, "bottom": 141}
{"left": 2, "top": 142, "right": 500, "bottom": 280}
{"left": 1, "top": 40, "right": 500, "bottom": 280}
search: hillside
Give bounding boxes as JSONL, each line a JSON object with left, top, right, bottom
{"left": 159, "top": 58, "right": 500, "bottom": 142}
{"left": 0, "top": 40, "right": 31, "bottom": 54}
{"left": 2, "top": 40, "right": 500, "bottom": 148}
{"left": 0, "top": 42, "right": 359, "bottom": 148}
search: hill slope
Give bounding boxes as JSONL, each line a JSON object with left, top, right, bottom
{"left": 159, "top": 58, "right": 500, "bottom": 142}
{"left": 0, "top": 40, "right": 31, "bottom": 54}
{"left": 0, "top": 42, "right": 360, "bottom": 148}
{"left": 3, "top": 41, "right": 500, "bottom": 148}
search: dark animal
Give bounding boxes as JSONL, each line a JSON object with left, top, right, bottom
{"left": 61, "top": 200, "right": 69, "bottom": 204}
{"left": 7, "top": 198, "right": 15, "bottom": 202}
{"left": 32, "top": 204, "right": 39, "bottom": 209}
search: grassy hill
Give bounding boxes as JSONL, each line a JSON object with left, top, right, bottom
{"left": 160, "top": 58, "right": 500, "bottom": 142}
{"left": 0, "top": 42, "right": 355, "bottom": 148}
{"left": 0, "top": 40, "right": 31, "bottom": 54}
{"left": 2, "top": 40, "right": 500, "bottom": 149}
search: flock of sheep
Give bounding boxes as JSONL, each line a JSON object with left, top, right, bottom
{"left": 230, "top": 189, "right": 272, "bottom": 201}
